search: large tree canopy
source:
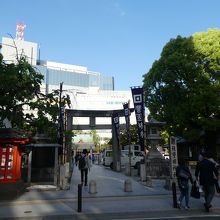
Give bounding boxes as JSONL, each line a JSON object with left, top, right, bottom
{"left": 0, "top": 49, "right": 70, "bottom": 140}
{"left": 143, "top": 29, "right": 220, "bottom": 147}
{"left": 0, "top": 54, "right": 43, "bottom": 128}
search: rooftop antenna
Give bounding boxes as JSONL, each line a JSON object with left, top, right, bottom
{"left": 16, "top": 22, "right": 26, "bottom": 40}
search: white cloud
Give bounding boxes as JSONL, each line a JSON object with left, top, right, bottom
{"left": 113, "top": 2, "right": 126, "bottom": 17}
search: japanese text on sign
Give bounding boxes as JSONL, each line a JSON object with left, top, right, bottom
{"left": 169, "top": 136, "right": 178, "bottom": 179}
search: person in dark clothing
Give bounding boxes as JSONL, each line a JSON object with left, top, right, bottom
{"left": 74, "top": 152, "right": 80, "bottom": 166}
{"left": 209, "top": 158, "right": 220, "bottom": 194}
{"left": 78, "top": 149, "right": 90, "bottom": 186}
{"left": 176, "top": 158, "right": 193, "bottom": 209}
{"left": 195, "top": 151, "right": 219, "bottom": 212}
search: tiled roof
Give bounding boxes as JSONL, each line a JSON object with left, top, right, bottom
{"left": 0, "top": 128, "right": 28, "bottom": 139}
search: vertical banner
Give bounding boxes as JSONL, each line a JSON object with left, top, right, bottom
{"left": 112, "top": 112, "right": 120, "bottom": 145}
{"left": 123, "top": 101, "right": 132, "bottom": 175}
{"left": 112, "top": 112, "right": 121, "bottom": 171}
{"left": 169, "top": 136, "right": 178, "bottom": 178}
{"left": 123, "top": 102, "right": 131, "bottom": 142}
{"left": 131, "top": 87, "right": 145, "bottom": 151}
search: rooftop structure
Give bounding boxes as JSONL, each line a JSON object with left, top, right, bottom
{"left": 1, "top": 37, "right": 38, "bottom": 65}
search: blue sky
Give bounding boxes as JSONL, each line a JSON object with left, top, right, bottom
{"left": 1, "top": 0, "right": 220, "bottom": 90}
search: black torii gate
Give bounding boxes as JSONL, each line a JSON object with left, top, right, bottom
{"left": 65, "top": 108, "right": 134, "bottom": 171}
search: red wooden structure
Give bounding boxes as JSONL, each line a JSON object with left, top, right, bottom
{"left": 0, "top": 129, "right": 29, "bottom": 183}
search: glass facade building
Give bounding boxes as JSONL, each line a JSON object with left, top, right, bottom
{"left": 1, "top": 37, "right": 114, "bottom": 91}
{"left": 34, "top": 65, "right": 114, "bottom": 91}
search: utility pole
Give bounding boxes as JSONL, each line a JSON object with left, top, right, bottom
{"left": 58, "top": 82, "right": 64, "bottom": 163}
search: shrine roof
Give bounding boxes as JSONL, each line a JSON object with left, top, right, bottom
{"left": 0, "top": 129, "right": 30, "bottom": 144}
{"left": 0, "top": 128, "right": 28, "bottom": 140}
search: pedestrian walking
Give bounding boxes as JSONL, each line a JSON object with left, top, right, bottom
{"left": 209, "top": 157, "right": 220, "bottom": 194}
{"left": 74, "top": 152, "right": 80, "bottom": 166}
{"left": 78, "top": 149, "right": 91, "bottom": 186}
{"left": 176, "top": 158, "right": 193, "bottom": 210}
{"left": 195, "top": 151, "right": 219, "bottom": 212}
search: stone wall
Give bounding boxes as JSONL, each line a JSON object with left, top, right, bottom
{"left": 31, "top": 167, "right": 54, "bottom": 182}
{"left": 145, "top": 158, "right": 170, "bottom": 178}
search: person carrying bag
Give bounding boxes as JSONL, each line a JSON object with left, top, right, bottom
{"left": 176, "top": 158, "right": 193, "bottom": 210}
{"left": 195, "top": 151, "right": 219, "bottom": 212}
{"left": 190, "top": 180, "right": 200, "bottom": 199}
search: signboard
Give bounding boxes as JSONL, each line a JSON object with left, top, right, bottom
{"left": 169, "top": 136, "right": 178, "bottom": 178}
{"left": 131, "top": 87, "right": 145, "bottom": 151}
{"left": 16, "top": 22, "right": 26, "bottom": 40}
{"left": 123, "top": 102, "right": 131, "bottom": 142}
{"left": 112, "top": 112, "right": 120, "bottom": 144}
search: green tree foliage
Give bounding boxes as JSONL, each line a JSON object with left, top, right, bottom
{"left": 107, "top": 125, "right": 139, "bottom": 147}
{"left": 90, "top": 129, "right": 101, "bottom": 152}
{"left": 143, "top": 29, "right": 220, "bottom": 148}
{"left": 0, "top": 55, "right": 43, "bottom": 128}
{"left": 0, "top": 50, "right": 71, "bottom": 141}
{"left": 28, "top": 88, "right": 71, "bottom": 141}
{"left": 119, "top": 124, "right": 139, "bottom": 147}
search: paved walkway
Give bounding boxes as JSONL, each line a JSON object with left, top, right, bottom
{"left": 0, "top": 164, "right": 220, "bottom": 219}
{"left": 70, "top": 163, "right": 170, "bottom": 198}
{"left": 9, "top": 164, "right": 170, "bottom": 201}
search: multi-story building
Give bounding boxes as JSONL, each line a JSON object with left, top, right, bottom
{"left": 1, "top": 35, "right": 136, "bottom": 149}
{"left": 1, "top": 36, "right": 38, "bottom": 65}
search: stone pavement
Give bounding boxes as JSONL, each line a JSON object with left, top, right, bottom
{"left": 0, "top": 164, "right": 220, "bottom": 219}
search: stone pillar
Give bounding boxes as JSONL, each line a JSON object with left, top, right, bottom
{"left": 146, "top": 176, "right": 152, "bottom": 187}
{"left": 89, "top": 180, "right": 97, "bottom": 194}
{"left": 54, "top": 146, "right": 58, "bottom": 186}
{"left": 124, "top": 179, "right": 132, "bottom": 192}
{"left": 140, "top": 163, "right": 146, "bottom": 181}
{"left": 125, "top": 163, "right": 131, "bottom": 176}
{"left": 27, "top": 151, "right": 32, "bottom": 185}
{"left": 116, "top": 161, "right": 121, "bottom": 172}
{"left": 59, "top": 162, "right": 70, "bottom": 190}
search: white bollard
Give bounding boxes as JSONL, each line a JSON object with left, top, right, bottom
{"left": 164, "top": 177, "right": 172, "bottom": 190}
{"left": 89, "top": 180, "right": 97, "bottom": 194}
{"left": 124, "top": 179, "right": 132, "bottom": 192}
{"left": 146, "top": 176, "right": 152, "bottom": 187}
{"left": 125, "top": 163, "right": 131, "bottom": 176}
{"left": 116, "top": 161, "right": 121, "bottom": 172}
{"left": 140, "top": 163, "right": 146, "bottom": 181}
